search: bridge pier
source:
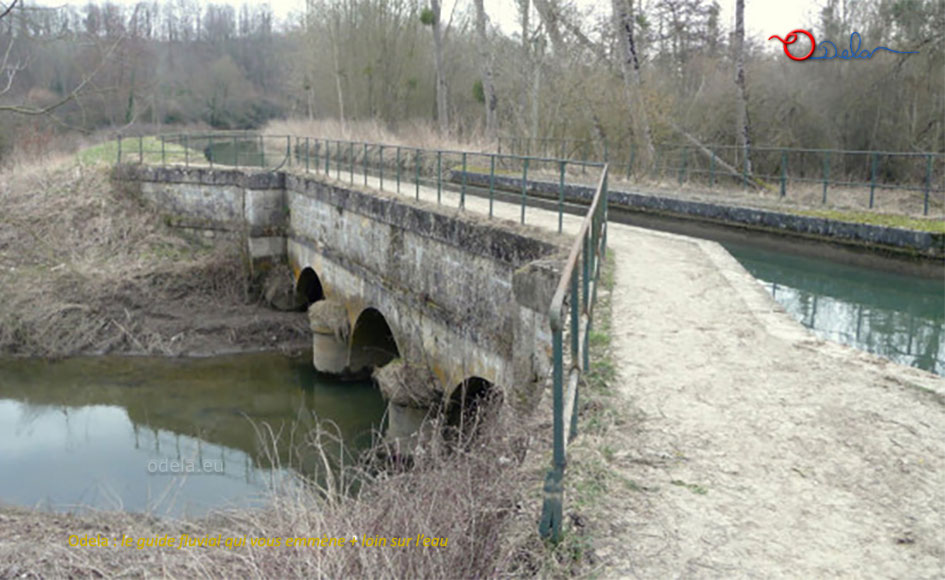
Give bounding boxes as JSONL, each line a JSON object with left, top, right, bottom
{"left": 385, "top": 402, "right": 436, "bottom": 455}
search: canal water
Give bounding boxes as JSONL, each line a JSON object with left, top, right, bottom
{"left": 204, "top": 137, "right": 267, "bottom": 167}
{"left": 724, "top": 242, "right": 945, "bottom": 376}
{"left": 0, "top": 353, "right": 385, "bottom": 517}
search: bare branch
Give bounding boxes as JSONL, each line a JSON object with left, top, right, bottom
{"left": 0, "top": 33, "right": 124, "bottom": 116}
{"left": 0, "top": 0, "right": 19, "bottom": 23}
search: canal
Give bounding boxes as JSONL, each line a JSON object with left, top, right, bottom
{"left": 0, "top": 353, "right": 385, "bottom": 517}
{"left": 724, "top": 242, "right": 944, "bottom": 376}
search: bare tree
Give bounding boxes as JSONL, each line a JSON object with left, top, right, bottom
{"left": 472, "top": 0, "right": 497, "bottom": 141}
{"left": 428, "top": 0, "right": 449, "bottom": 135}
{"left": 734, "top": 0, "right": 752, "bottom": 175}
{"left": 612, "top": 0, "right": 656, "bottom": 165}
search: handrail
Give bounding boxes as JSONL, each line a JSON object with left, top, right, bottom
{"left": 496, "top": 135, "right": 944, "bottom": 215}
{"left": 539, "top": 165, "right": 608, "bottom": 543}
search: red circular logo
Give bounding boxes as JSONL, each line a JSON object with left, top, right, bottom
{"left": 768, "top": 29, "right": 817, "bottom": 61}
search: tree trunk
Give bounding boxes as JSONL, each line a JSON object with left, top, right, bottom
{"left": 516, "top": 0, "right": 530, "bottom": 136}
{"left": 327, "top": 15, "right": 345, "bottom": 132}
{"left": 612, "top": 0, "right": 656, "bottom": 167}
{"left": 472, "top": 0, "right": 497, "bottom": 141}
{"left": 734, "top": 0, "right": 752, "bottom": 176}
{"left": 669, "top": 120, "right": 760, "bottom": 188}
{"left": 530, "top": 57, "right": 541, "bottom": 140}
{"left": 431, "top": 0, "right": 449, "bottom": 135}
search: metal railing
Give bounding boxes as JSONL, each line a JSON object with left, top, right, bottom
{"left": 497, "top": 136, "right": 945, "bottom": 216}
{"left": 538, "top": 166, "right": 608, "bottom": 543}
{"left": 116, "top": 131, "right": 610, "bottom": 543}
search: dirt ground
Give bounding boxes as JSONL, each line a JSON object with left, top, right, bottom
{"left": 593, "top": 225, "right": 945, "bottom": 578}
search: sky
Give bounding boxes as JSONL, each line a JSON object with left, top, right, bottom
{"left": 30, "top": 0, "right": 826, "bottom": 44}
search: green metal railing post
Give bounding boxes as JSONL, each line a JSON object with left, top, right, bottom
{"left": 709, "top": 151, "right": 716, "bottom": 187}
{"left": 626, "top": 145, "right": 635, "bottom": 180}
{"left": 822, "top": 151, "right": 830, "bottom": 204}
{"left": 460, "top": 152, "right": 467, "bottom": 209}
{"left": 581, "top": 141, "right": 588, "bottom": 174}
{"left": 363, "top": 143, "right": 368, "bottom": 186}
{"left": 570, "top": 268, "right": 579, "bottom": 362}
{"left": 520, "top": 158, "right": 529, "bottom": 224}
{"left": 208, "top": 134, "right": 213, "bottom": 168}
{"left": 349, "top": 142, "right": 354, "bottom": 184}
{"left": 325, "top": 140, "right": 331, "bottom": 175}
{"left": 117, "top": 134, "right": 122, "bottom": 164}
{"left": 869, "top": 152, "right": 878, "bottom": 208}
{"left": 396, "top": 146, "right": 402, "bottom": 194}
{"left": 489, "top": 154, "right": 496, "bottom": 218}
{"left": 260, "top": 135, "right": 265, "bottom": 167}
{"left": 436, "top": 151, "right": 442, "bottom": 204}
{"left": 780, "top": 149, "right": 787, "bottom": 197}
{"left": 379, "top": 145, "right": 384, "bottom": 191}
{"left": 678, "top": 147, "right": 688, "bottom": 185}
{"left": 602, "top": 171, "right": 609, "bottom": 258}
{"left": 558, "top": 161, "right": 566, "bottom": 233}
{"left": 582, "top": 232, "right": 590, "bottom": 371}
{"left": 741, "top": 145, "right": 748, "bottom": 190}
{"left": 184, "top": 135, "right": 189, "bottom": 167}
{"left": 538, "top": 326, "right": 565, "bottom": 542}
{"left": 923, "top": 154, "right": 932, "bottom": 216}
{"left": 138, "top": 135, "right": 143, "bottom": 164}
{"left": 305, "top": 138, "right": 310, "bottom": 172}
{"left": 415, "top": 150, "right": 421, "bottom": 200}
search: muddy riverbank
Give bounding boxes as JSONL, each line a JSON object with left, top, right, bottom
{"left": 0, "top": 158, "right": 309, "bottom": 358}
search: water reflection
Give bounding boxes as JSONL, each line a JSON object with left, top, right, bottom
{"left": 0, "top": 353, "right": 386, "bottom": 516}
{"left": 725, "top": 243, "right": 945, "bottom": 376}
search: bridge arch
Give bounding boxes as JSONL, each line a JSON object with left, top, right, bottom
{"left": 295, "top": 266, "right": 325, "bottom": 310}
{"left": 444, "top": 376, "right": 501, "bottom": 443}
{"left": 348, "top": 307, "right": 400, "bottom": 374}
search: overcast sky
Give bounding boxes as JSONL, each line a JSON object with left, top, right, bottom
{"left": 31, "top": 0, "right": 825, "bottom": 44}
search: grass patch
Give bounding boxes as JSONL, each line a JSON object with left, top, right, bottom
{"left": 670, "top": 479, "right": 709, "bottom": 495}
{"left": 793, "top": 208, "right": 945, "bottom": 233}
{"left": 536, "top": 252, "right": 624, "bottom": 570}
{"left": 77, "top": 137, "right": 197, "bottom": 166}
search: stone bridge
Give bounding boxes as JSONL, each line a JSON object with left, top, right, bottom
{"left": 114, "top": 165, "right": 567, "bottom": 441}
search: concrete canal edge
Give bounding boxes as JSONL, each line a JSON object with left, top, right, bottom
{"left": 452, "top": 170, "right": 945, "bottom": 264}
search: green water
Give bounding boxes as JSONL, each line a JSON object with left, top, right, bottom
{"left": 205, "top": 138, "right": 267, "bottom": 167}
{"left": 0, "top": 353, "right": 386, "bottom": 517}
{"left": 724, "top": 243, "right": 945, "bottom": 376}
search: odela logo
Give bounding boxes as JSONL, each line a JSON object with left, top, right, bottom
{"left": 768, "top": 30, "right": 918, "bottom": 61}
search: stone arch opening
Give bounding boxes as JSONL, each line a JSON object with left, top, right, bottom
{"left": 443, "top": 376, "right": 500, "bottom": 444}
{"left": 295, "top": 267, "right": 325, "bottom": 310}
{"left": 348, "top": 308, "right": 400, "bottom": 374}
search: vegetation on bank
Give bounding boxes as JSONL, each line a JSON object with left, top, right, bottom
{"left": 0, "top": 153, "right": 307, "bottom": 357}
{"left": 77, "top": 137, "right": 196, "bottom": 167}
{"left": 793, "top": 208, "right": 945, "bottom": 234}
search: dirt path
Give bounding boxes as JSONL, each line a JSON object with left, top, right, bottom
{"left": 341, "top": 169, "right": 945, "bottom": 578}
{"left": 596, "top": 227, "right": 945, "bottom": 578}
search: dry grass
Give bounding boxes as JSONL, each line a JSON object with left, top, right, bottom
{"left": 263, "top": 118, "right": 493, "bottom": 154}
{"left": 0, "top": 155, "right": 262, "bottom": 357}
